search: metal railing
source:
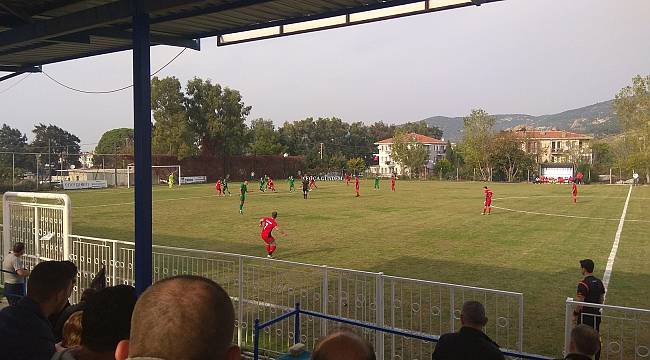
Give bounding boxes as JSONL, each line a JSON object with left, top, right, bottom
{"left": 62, "top": 235, "right": 524, "bottom": 357}
{"left": 565, "top": 298, "right": 650, "bottom": 359}
{"left": 253, "top": 303, "right": 551, "bottom": 360}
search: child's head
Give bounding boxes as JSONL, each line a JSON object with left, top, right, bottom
{"left": 62, "top": 311, "right": 84, "bottom": 348}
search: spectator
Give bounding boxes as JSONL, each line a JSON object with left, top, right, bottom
{"left": 49, "top": 260, "right": 80, "bottom": 328}
{"left": 0, "top": 260, "right": 77, "bottom": 360}
{"left": 59, "top": 311, "right": 83, "bottom": 348}
{"left": 554, "top": 325, "right": 600, "bottom": 360}
{"left": 52, "top": 285, "right": 136, "bottom": 360}
{"left": 115, "top": 275, "right": 240, "bottom": 360}
{"left": 2, "top": 242, "right": 30, "bottom": 305}
{"left": 312, "top": 328, "right": 376, "bottom": 360}
{"left": 53, "top": 288, "right": 96, "bottom": 342}
{"left": 431, "top": 300, "right": 505, "bottom": 360}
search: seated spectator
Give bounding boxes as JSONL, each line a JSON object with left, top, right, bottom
{"left": 49, "top": 261, "right": 82, "bottom": 328}
{"left": 0, "top": 260, "right": 77, "bottom": 360}
{"left": 53, "top": 288, "right": 97, "bottom": 342}
{"left": 52, "top": 284, "right": 136, "bottom": 360}
{"left": 2, "top": 242, "right": 30, "bottom": 306}
{"left": 59, "top": 311, "right": 83, "bottom": 349}
{"left": 431, "top": 300, "right": 505, "bottom": 360}
{"left": 115, "top": 275, "right": 240, "bottom": 360}
{"left": 312, "top": 327, "right": 376, "bottom": 360}
{"left": 554, "top": 324, "right": 600, "bottom": 360}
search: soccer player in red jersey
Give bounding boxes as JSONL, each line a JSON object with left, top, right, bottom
{"left": 482, "top": 186, "right": 493, "bottom": 215}
{"left": 391, "top": 174, "right": 396, "bottom": 192}
{"left": 355, "top": 176, "right": 360, "bottom": 197}
{"left": 572, "top": 180, "right": 578, "bottom": 203}
{"left": 345, "top": 174, "right": 351, "bottom": 185}
{"left": 215, "top": 179, "right": 223, "bottom": 196}
{"left": 268, "top": 177, "right": 276, "bottom": 192}
{"left": 259, "top": 211, "right": 285, "bottom": 258}
{"left": 309, "top": 176, "right": 317, "bottom": 190}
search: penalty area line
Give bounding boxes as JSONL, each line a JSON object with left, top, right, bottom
{"left": 602, "top": 185, "right": 633, "bottom": 299}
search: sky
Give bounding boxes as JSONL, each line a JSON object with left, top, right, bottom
{"left": 1, "top": 0, "right": 649, "bottom": 151}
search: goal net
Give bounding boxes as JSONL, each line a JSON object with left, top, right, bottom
{"left": 127, "top": 165, "right": 181, "bottom": 188}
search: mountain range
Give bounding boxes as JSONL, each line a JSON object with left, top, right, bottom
{"left": 423, "top": 100, "right": 618, "bottom": 141}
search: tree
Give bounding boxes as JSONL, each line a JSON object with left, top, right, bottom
{"left": 248, "top": 119, "right": 286, "bottom": 155}
{"left": 400, "top": 121, "right": 443, "bottom": 140}
{"left": 30, "top": 124, "right": 81, "bottom": 175}
{"left": 151, "top": 76, "right": 198, "bottom": 159}
{"left": 435, "top": 158, "right": 454, "bottom": 180}
{"left": 94, "top": 128, "right": 134, "bottom": 167}
{"left": 185, "top": 77, "right": 250, "bottom": 158}
{"left": 0, "top": 124, "right": 30, "bottom": 181}
{"left": 347, "top": 157, "right": 366, "bottom": 175}
{"left": 614, "top": 75, "right": 650, "bottom": 183}
{"left": 391, "top": 130, "right": 428, "bottom": 178}
{"left": 491, "top": 132, "right": 534, "bottom": 182}
{"left": 460, "top": 109, "right": 496, "bottom": 181}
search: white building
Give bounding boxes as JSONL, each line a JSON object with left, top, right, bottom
{"left": 373, "top": 133, "right": 447, "bottom": 176}
{"left": 80, "top": 152, "right": 95, "bottom": 169}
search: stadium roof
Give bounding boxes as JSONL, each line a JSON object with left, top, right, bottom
{"left": 375, "top": 133, "right": 446, "bottom": 145}
{"left": 0, "top": 0, "right": 503, "bottom": 71}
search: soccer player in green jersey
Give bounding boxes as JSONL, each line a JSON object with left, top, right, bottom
{"left": 168, "top": 173, "right": 174, "bottom": 188}
{"left": 239, "top": 180, "right": 248, "bottom": 214}
{"left": 222, "top": 176, "right": 231, "bottom": 196}
{"left": 288, "top": 176, "right": 295, "bottom": 192}
{"left": 374, "top": 175, "right": 380, "bottom": 190}
{"left": 259, "top": 177, "right": 265, "bottom": 192}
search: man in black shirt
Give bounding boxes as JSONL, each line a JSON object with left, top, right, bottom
{"left": 302, "top": 176, "right": 310, "bottom": 199}
{"left": 432, "top": 301, "right": 505, "bottom": 360}
{"left": 574, "top": 259, "right": 605, "bottom": 360}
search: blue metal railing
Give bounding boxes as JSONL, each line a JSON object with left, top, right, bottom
{"left": 253, "top": 303, "right": 553, "bottom": 360}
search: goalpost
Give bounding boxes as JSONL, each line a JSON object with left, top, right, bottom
{"left": 127, "top": 165, "right": 181, "bottom": 188}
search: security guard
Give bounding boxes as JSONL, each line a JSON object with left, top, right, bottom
{"left": 574, "top": 259, "right": 605, "bottom": 360}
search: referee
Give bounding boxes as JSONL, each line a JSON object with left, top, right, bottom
{"left": 574, "top": 259, "right": 605, "bottom": 360}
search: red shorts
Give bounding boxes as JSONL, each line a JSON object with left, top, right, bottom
{"left": 484, "top": 199, "right": 492, "bottom": 207}
{"left": 261, "top": 233, "right": 275, "bottom": 244}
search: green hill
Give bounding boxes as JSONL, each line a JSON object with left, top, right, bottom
{"left": 423, "top": 100, "right": 618, "bottom": 141}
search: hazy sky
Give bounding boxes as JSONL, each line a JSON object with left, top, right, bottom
{"left": 1, "top": 0, "right": 649, "bottom": 150}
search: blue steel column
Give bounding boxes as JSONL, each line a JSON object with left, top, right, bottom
{"left": 133, "top": 0, "right": 152, "bottom": 295}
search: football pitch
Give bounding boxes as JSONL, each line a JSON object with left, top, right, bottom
{"left": 21, "top": 180, "right": 650, "bottom": 355}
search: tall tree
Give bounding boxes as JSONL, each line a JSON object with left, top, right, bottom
{"left": 30, "top": 124, "right": 81, "bottom": 175}
{"left": 491, "top": 132, "right": 534, "bottom": 182}
{"left": 94, "top": 128, "right": 134, "bottom": 167}
{"left": 391, "top": 130, "right": 428, "bottom": 178}
{"left": 151, "top": 76, "right": 197, "bottom": 159}
{"left": 461, "top": 109, "right": 496, "bottom": 181}
{"left": 614, "top": 75, "right": 650, "bottom": 183}
{"left": 248, "top": 119, "right": 286, "bottom": 155}
{"left": 0, "top": 124, "right": 30, "bottom": 181}
{"left": 185, "top": 77, "right": 250, "bottom": 157}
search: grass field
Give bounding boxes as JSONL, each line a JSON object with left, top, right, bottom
{"left": 7, "top": 180, "right": 650, "bottom": 356}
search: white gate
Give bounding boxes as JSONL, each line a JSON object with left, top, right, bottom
{"left": 2, "top": 192, "right": 71, "bottom": 269}
{"left": 565, "top": 298, "right": 650, "bottom": 359}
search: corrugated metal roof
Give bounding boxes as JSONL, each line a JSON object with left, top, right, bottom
{"left": 0, "top": 0, "right": 502, "bottom": 69}
{"left": 375, "top": 133, "right": 446, "bottom": 145}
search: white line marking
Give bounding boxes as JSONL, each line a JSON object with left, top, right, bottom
{"left": 491, "top": 205, "right": 649, "bottom": 223}
{"left": 602, "top": 185, "right": 633, "bottom": 296}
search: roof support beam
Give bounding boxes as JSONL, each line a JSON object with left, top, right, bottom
{"left": 0, "top": 0, "right": 206, "bottom": 51}
{"left": 0, "top": 65, "right": 40, "bottom": 73}
{"left": 0, "top": 3, "right": 32, "bottom": 24}
{"left": 92, "top": 28, "right": 200, "bottom": 50}
{"left": 0, "top": 64, "right": 40, "bottom": 83}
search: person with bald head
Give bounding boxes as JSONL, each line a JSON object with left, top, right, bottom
{"left": 312, "top": 328, "right": 376, "bottom": 360}
{"left": 115, "top": 275, "right": 240, "bottom": 360}
{"left": 431, "top": 300, "right": 505, "bottom": 360}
